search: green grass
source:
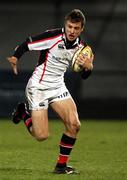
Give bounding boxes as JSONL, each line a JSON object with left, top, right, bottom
{"left": 0, "top": 119, "right": 127, "bottom": 180}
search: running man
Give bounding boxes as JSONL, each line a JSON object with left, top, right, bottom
{"left": 7, "top": 9, "right": 94, "bottom": 174}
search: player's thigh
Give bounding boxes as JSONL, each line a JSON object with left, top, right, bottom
{"left": 31, "top": 109, "right": 49, "bottom": 137}
{"left": 50, "top": 98, "right": 80, "bottom": 125}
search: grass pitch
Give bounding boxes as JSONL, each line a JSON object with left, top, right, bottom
{"left": 0, "top": 119, "right": 127, "bottom": 180}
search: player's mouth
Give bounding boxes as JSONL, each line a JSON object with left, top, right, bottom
{"left": 68, "top": 34, "right": 75, "bottom": 40}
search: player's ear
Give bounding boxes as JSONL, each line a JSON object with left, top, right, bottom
{"left": 81, "top": 25, "right": 84, "bottom": 32}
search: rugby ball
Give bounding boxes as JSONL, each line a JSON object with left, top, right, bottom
{"left": 72, "top": 45, "right": 92, "bottom": 72}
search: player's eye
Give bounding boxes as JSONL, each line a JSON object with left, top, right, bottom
{"left": 74, "top": 27, "right": 80, "bottom": 31}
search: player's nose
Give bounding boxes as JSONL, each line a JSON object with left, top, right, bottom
{"left": 70, "top": 28, "right": 75, "bottom": 34}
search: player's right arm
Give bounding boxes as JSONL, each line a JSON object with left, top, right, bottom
{"left": 7, "top": 56, "right": 18, "bottom": 75}
{"left": 7, "top": 28, "right": 62, "bottom": 75}
{"left": 7, "top": 40, "right": 29, "bottom": 74}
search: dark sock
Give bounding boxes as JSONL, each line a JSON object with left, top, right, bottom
{"left": 21, "top": 112, "right": 32, "bottom": 132}
{"left": 56, "top": 133, "right": 76, "bottom": 168}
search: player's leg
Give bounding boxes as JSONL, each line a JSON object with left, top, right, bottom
{"left": 51, "top": 97, "right": 80, "bottom": 137}
{"left": 31, "top": 109, "right": 49, "bottom": 141}
{"left": 24, "top": 79, "right": 50, "bottom": 140}
{"left": 12, "top": 103, "right": 49, "bottom": 141}
{"left": 12, "top": 102, "right": 33, "bottom": 134}
{"left": 50, "top": 97, "right": 80, "bottom": 174}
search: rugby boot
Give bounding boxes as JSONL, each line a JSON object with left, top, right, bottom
{"left": 53, "top": 165, "right": 79, "bottom": 175}
{"left": 12, "top": 102, "right": 27, "bottom": 124}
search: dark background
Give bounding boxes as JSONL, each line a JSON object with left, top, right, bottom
{"left": 0, "top": 0, "right": 127, "bottom": 119}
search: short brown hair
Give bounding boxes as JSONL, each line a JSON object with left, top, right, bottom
{"left": 64, "top": 9, "right": 86, "bottom": 27}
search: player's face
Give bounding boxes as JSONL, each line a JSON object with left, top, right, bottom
{"left": 65, "top": 20, "right": 84, "bottom": 41}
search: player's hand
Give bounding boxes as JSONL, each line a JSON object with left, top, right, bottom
{"left": 76, "top": 53, "right": 94, "bottom": 71}
{"left": 7, "top": 56, "right": 18, "bottom": 75}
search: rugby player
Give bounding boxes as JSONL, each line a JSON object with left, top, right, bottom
{"left": 7, "top": 9, "right": 94, "bottom": 174}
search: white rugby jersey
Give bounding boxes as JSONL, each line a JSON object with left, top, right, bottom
{"left": 14, "top": 28, "right": 86, "bottom": 89}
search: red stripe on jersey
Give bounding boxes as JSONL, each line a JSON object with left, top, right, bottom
{"left": 39, "top": 39, "right": 62, "bottom": 83}
{"left": 50, "top": 39, "right": 62, "bottom": 50}
{"left": 39, "top": 52, "right": 48, "bottom": 83}
{"left": 28, "top": 34, "right": 62, "bottom": 45}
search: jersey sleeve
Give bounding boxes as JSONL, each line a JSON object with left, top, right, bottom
{"left": 27, "top": 29, "right": 62, "bottom": 51}
{"left": 13, "top": 40, "right": 29, "bottom": 59}
{"left": 13, "top": 28, "right": 62, "bottom": 59}
{"left": 80, "top": 69, "right": 92, "bottom": 80}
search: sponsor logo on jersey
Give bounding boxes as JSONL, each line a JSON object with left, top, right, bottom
{"left": 58, "top": 44, "right": 65, "bottom": 49}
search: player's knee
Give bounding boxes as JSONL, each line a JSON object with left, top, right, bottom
{"left": 74, "top": 121, "right": 81, "bottom": 132}
{"left": 70, "top": 121, "right": 81, "bottom": 134}
{"left": 35, "top": 132, "right": 49, "bottom": 141}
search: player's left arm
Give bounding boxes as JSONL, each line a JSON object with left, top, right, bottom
{"left": 78, "top": 53, "right": 94, "bottom": 79}
{"left": 77, "top": 53, "right": 94, "bottom": 70}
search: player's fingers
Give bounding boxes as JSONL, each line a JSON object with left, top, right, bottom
{"left": 13, "top": 65, "right": 18, "bottom": 75}
{"left": 7, "top": 57, "right": 16, "bottom": 64}
{"left": 91, "top": 54, "right": 94, "bottom": 62}
{"left": 7, "top": 57, "right": 18, "bottom": 75}
{"left": 77, "top": 54, "right": 87, "bottom": 65}
{"left": 10, "top": 63, "right": 18, "bottom": 75}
